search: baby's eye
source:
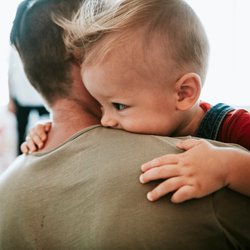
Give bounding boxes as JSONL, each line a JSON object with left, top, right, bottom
{"left": 112, "top": 103, "right": 128, "bottom": 111}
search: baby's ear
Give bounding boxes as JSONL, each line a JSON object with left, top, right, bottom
{"left": 175, "top": 72, "right": 201, "bottom": 111}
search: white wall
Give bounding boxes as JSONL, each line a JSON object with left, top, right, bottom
{"left": 186, "top": 0, "right": 250, "bottom": 107}
{"left": 0, "top": 0, "right": 21, "bottom": 106}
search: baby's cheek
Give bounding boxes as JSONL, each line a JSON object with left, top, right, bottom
{"left": 123, "top": 119, "right": 148, "bottom": 134}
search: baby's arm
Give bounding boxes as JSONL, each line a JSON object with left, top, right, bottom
{"left": 21, "top": 121, "right": 52, "bottom": 154}
{"left": 139, "top": 138, "right": 250, "bottom": 203}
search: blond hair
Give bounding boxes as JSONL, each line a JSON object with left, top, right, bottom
{"left": 55, "top": 0, "right": 210, "bottom": 83}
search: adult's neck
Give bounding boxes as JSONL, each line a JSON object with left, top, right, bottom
{"left": 41, "top": 99, "right": 100, "bottom": 152}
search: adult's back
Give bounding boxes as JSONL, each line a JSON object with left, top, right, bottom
{"left": 0, "top": 126, "right": 249, "bottom": 249}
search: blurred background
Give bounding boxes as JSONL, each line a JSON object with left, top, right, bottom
{"left": 0, "top": 0, "right": 249, "bottom": 174}
{"left": 0, "top": 0, "right": 50, "bottom": 173}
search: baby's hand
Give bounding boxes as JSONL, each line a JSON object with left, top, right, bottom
{"left": 139, "top": 139, "right": 229, "bottom": 203}
{"left": 21, "top": 121, "right": 52, "bottom": 154}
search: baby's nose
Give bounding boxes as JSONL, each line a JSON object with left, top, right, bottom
{"left": 101, "top": 115, "right": 119, "bottom": 128}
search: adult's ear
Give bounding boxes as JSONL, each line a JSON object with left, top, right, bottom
{"left": 175, "top": 72, "right": 202, "bottom": 111}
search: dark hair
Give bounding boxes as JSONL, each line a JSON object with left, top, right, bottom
{"left": 10, "top": 0, "right": 82, "bottom": 105}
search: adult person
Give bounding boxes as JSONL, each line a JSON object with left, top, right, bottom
{"left": 0, "top": 0, "right": 249, "bottom": 249}
{"left": 8, "top": 47, "right": 49, "bottom": 154}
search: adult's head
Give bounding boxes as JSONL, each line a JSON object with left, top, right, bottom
{"left": 10, "top": 0, "right": 98, "bottom": 109}
{"left": 10, "top": 0, "right": 102, "bottom": 150}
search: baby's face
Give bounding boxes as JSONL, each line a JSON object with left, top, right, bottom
{"left": 82, "top": 64, "right": 181, "bottom": 137}
{"left": 81, "top": 32, "right": 181, "bottom": 136}
{"left": 82, "top": 69, "right": 175, "bottom": 136}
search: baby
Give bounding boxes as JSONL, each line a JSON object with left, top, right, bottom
{"left": 23, "top": 0, "right": 250, "bottom": 203}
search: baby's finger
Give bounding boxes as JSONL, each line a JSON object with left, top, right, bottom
{"left": 44, "top": 121, "right": 52, "bottom": 132}
{"left": 20, "top": 142, "right": 29, "bottom": 155}
{"left": 140, "top": 165, "right": 181, "bottom": 184}
{"left": 30, "top": 134, "right": 44, "bottom": 149}
{"left": 141, "top": 154, "right": 179, "bottom": 172}
{"left": 171, "top": 185, "right": 196, "bottom": 203}
{"left": 30, "top": 125, "right": 47, "bottom": 141}
{"left": 25, "top": 136, "right": 38, "bottom": 152}
{"left": 146, "top": 177, "right": 185, "bottom": 202}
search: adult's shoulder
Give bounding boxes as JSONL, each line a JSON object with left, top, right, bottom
{"left": 212, "top": 188, "right": 250, "bottom": 246}
{"left": 0, "top": 154, "right": 26, "bottom": 182}
{"left": 81, "top": 126, "right": 184, "bottom": 161}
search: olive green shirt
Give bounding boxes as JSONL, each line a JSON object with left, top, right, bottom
{"left": 0, "top": 125, "right": 249, "bottom": 249}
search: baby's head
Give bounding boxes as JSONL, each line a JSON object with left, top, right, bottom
{"left": 60, "top": 0, "right": 210, "bottom": 136}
